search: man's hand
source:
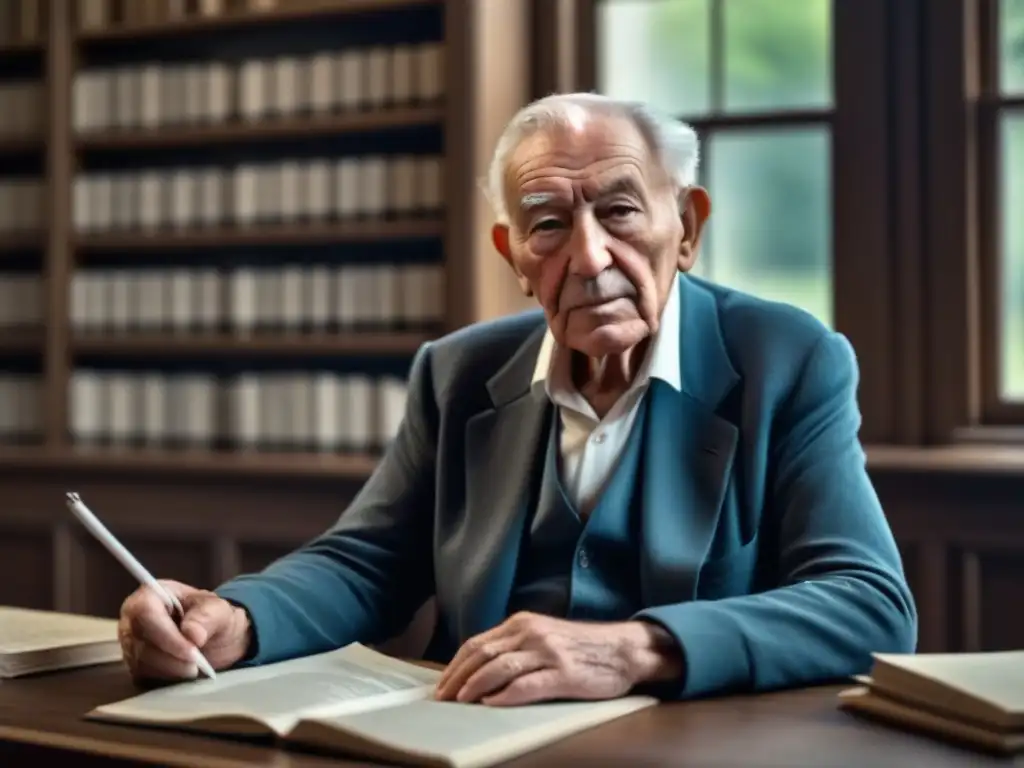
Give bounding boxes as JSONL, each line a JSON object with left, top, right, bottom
{"left": 118, "top": 579, "right": 251, "bottom": 683}
{"left": 434, "top": 612, "right": 683, "bottom": 706}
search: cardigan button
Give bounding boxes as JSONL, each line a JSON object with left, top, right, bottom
{"left": 578, "top": 549, "right": 590, "bottom": 568}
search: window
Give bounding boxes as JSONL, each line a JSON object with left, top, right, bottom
{"left": 594, "top": 0, "right": 834, "bottom": 326}
{"left": 553, "top": 0, "right": 1022, "bottom": 442}
{"left": 995, "top": 0, "right": 1024, "bottom": 402}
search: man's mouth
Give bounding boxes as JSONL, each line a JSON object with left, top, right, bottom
{"left": 574, "top": 295, "right": 631, "bottom": 310}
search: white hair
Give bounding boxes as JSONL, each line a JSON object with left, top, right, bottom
{"left": 484, "top": 92, "right": 700, "bottom": 224}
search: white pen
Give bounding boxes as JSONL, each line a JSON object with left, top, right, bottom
{"left": 64, "top": 491, "right": 217, "bottom": 680}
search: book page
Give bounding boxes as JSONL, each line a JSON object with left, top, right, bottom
{"left": 294, "top": 695, "right": 657, "bottom": 768}
{"left": 89, "top": 643, "right": 441, "bottom": 736}
{"left": 0, "top": 606, "right": 118, "bottom": 653}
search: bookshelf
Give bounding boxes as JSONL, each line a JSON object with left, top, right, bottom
{"left": 0, "top": 1, "right": 46, "bottom": 451}
{"left": 0, "top": 0, "right": 531, "bottom": 482}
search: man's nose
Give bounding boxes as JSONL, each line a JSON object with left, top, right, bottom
{"left": 566, "top": 214, "right": 612, "bottom": 277}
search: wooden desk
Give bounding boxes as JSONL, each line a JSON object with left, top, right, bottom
{"left": 0, "top": 663, "right": 1016, "bottom": 767}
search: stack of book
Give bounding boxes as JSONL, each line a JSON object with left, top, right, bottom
{"left": 0, "top": 606, "right": 122, "bottom": 678}
{"left": 838, "top": 650, "right": 1024, "bottom": 754}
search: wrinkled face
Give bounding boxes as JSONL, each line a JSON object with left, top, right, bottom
{"left": 493, "top": 114, "right": 710, "bottom": 357}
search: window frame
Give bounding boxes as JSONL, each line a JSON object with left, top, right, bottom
{"left": 541, "top": 0, "right": 899, "bottom": 443}
{"left": 977, "top": 0, "right": 1024, "bottom": 425}
{"left": 926, "top": 0, "right": 1024, "bottom": 439}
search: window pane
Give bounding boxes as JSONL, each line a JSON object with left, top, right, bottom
{"left": 723, "top": 0, "right": 833, "bottom": 112}
{"left": 1001, "top": 110, "right": 1024, "bottom": 400}
{"left": 1001, "top": 0, "right": 1024, "bottom": 94}
{"left": 699, "top": 127, "right": 832, "bottom": 326}
{"left": 596, "top": 0, "right": 711, "bottom": 117}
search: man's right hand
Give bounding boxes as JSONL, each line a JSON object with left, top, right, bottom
{"left": 118, "top": 579, "right": 251, "bottom": 682}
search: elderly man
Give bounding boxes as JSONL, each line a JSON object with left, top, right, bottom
{"left": 120, "top": 93, "right": 917, "bottom": 704}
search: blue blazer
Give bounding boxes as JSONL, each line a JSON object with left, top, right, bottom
{"left": 217, "top": 274, "right": 917, "bottom": 699}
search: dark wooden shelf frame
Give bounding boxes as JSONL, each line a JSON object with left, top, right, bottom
{"left": 0, "top": 137, "right": 45, "bottom": 154}
{"left": 71, "top": 331, "right": 434, "bottom": 357}
{"left": 74, "top": 0, "right": 443, "bottom": 43}
{"left": 0, "top": 329, "right": 43, "bottom": 353}
{"left": 73, "top": 219, "right": 445, "bottom": 251}
{"left": 0, "top": 233, "right": 45, "bottom": 254}
{"left": 74, "top": 105, "right": 445, "bottom": 151}
{"left": 0, "top": 41, "right": 45, "bottom": 56}
{"left": 0, "top": 445, "right": 381, "bottom": 481}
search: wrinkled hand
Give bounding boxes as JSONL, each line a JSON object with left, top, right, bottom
{"left": 118, "top": 579, "right": 251, "bottom": 683}
{"left": 434, "top": 612, "right": 680, "bottom": 706}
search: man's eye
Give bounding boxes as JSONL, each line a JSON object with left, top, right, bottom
{"left": 607, "top": 205, "right": 638, "bottom": 218}
{"left": 532, "top": 219, "right": 562, "bottom": 232}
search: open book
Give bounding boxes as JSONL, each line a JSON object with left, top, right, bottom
{"left": 0, "top": 606, "right": 122, "bottom": 678}
{"left": 88, "top": 643, "right": 657, "bottom": 768}
{"left": 838, "top": 650, "right": 1024, "bottom": 754}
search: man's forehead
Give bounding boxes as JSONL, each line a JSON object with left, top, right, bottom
{"left": 506, "top": 116, "right": 657, "bottom": 203}
{"left": 510, "top": 114, "right": 650, "bottom": 169}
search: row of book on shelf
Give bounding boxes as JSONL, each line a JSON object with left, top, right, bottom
{"left": 73, "top": 43, "right": 445, "bottom": 132}
{"left": 0, "top": 373, "right": 41, "bottom": 441}
{"left": 0, "top": 179, "right": 45, "bottom": 235}
{"left": 71, "top": 265, "right": 446, "bottom": 332}
{"left": 0, "top": 0, "right": 42, "bottom": 46}
{"left": 76, "top": 0, "right": 333, "bottom": 32}
{"left": 0, "top": 152, "right": 446, "bottom": 235}
{"left": 0, "top": 264, "right": 446, "bottom": 332}
{"left": 68, "top": 369, "right": 409, "bottom": 452}
{"left": 5, "top": 0, "right": 353, "bottom": 43}
{"left": 73, "top": 155, "right": 445, "bottom": 232}
{"left": 0, "top": 81, "right": 45, "bottom": 141}
{"left": 0, "top": 370, "right": 411, "bottom": 450}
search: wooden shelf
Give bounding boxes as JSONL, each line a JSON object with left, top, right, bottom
{"left": 75, "top": 105, "right": 444, "bottom": 150}
{"left": 74, "top": 219, "right": 444, "bottom": 251}
{"left": 0, "top": 137, "right": 44, "bottom": 155}
{"left": 0, "top": 330, "right": 42, "bottom": 353}
{"left": 75, "top": 0, "right": 441, "bottom": 43}
{"left": 0, "top": 233, "right": 44, "bottom": 254}
{"left": 0, "top": 40, "right": 44, "bottom": 56}
{"left": 2, "top": 444, "right": 1021, "bottom": 484}
{"left": 72, "top": 331, "right": 433, "bottom": 357}
{"left": 866, "top": 444, "right": 1024, "bottom": 475}
{"left": 0, "top": 445, "right": 380, "bottom": 481}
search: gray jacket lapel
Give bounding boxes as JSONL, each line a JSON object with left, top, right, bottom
{"left": 456, "top": 323, "right": 550, "bottom": 641}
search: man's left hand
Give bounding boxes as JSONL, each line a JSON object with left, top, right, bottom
{"left": 434, "top": 612, "right": 682, "bottom": 706}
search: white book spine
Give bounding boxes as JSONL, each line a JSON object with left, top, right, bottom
{"left": 345, "top": 375, "right": 374, "bottom": 451}
{"left": 336, "top": 50, "right": 363, "bottom": 111}
{"left": 312, "top": 373, "right": 341, "bottom": 452}
{"left": 239, "top": 59, "right": 268, "bottom": 122}
{"left": 70, "top": 371, "right": 103, "bottom": 445}
{"left": 230, "top": 374, "right": 261, "bottom": 450}
{"left": 230, "top": 268, "right": 257, "bottom": 336}
{"left": 140, "top": 374, "right": 167, "bottom": 446}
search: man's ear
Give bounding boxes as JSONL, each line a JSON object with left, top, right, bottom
{"left": 492, "top": 223, "right": 511, "bottom": 261}
{"left": 677, "top": 186, "right": 711, "bottom": 273}
{"left": 492, "top": 223, "right": 533, "bottom": 296}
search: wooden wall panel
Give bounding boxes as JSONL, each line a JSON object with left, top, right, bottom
{"left": 238, "top": 544, "right": 298, "bottom": 575}
{"left": 963, "top": 550, "right": 1024, "bottom": 652}
{"left": 76, "top": 536, "right": 214, "bottom": 618}
{"left": 0, "top": 529, "right": 51, "bottom": 609}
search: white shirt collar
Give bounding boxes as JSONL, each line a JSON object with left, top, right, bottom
{"left": 531, "top": 275, "right": 682, "bottom": 402}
